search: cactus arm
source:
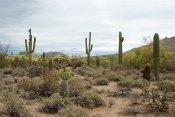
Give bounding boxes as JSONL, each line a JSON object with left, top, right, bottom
{"left": 90, "top": 44, "right": 93, "bottom": 51}
{"left": 85, "top": 38, "right": 88, "bottom": 54}
{"left": 32, "top": 37, "right": 36, "bottom": 53}
{"left": 25, "top": 39, "right": 29, "bottom": 53}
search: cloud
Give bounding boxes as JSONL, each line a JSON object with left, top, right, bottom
{"left": 0, "top": 0, "right": 175, "bottom": 55}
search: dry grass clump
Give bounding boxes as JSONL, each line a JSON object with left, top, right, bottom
{"left": 74, "top": 91, "right": 105, "bottom": 108}
{"left": 69, "top": 78, "right": 86, "bottom": 97}
{"left": 12, "top": 68, "right": 26, "bottom": 77}
{"left": 94, "top": 78, "right": 109, "bottom": 85}
{"left": 160, "top": 73, "right": 175, "bottom": 81}
{"left": 118, "top": 76, "right": 147, "bottom": 88}
{"left": 18, "top": 74, "right": 60, "bottom": 97}
{"left": 40, "top": 93, "right": 73, "bottom": 114}
{"left": 0, "top": 90, "right": 31, "bottom": 117}
{"left": 58, "top": 105, "right": 89, "bottom": 117}
{"left": 105, "top": 72, "right": 124, "bottom": 81}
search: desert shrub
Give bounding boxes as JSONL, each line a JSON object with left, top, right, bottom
{"left": 0, "top": 81, "right": 5, "bottom": 91}
{"left": 118, "top": 77, "right": 147, "bottom": 88}
{"left": 53, "top": 55, "right": 70, "bottom": 69}
{"left": 157, "top": 80, "right": 175, "bottom": 92}
{"left": 108, "top": 99, "right": 115, "bottom": 108}
{"left": 49, "top": 69, "right": 61, "bottom": 80}
{"left": 70, "top": 56, "right": 85, "bottom": 69}
{"left": 74, "top": 91, "right": 104, "bottom": 108}
{"left": 75, "top": 66, "right": 102, "bottom": 78}
{"left": 17, "top": 76, "right": 32, "bottom": 91}
{"left": 12, "top": 68, "right": 26, "bottom": 77}
{"left": 94, "top": 78, "right": 109, "bottom": 85}
{"left": 59, "top": 69, "right": 74, "bottom": 80}
{"left": 3, "top": 77, "right": 14, "bottom": 85}
{"left": 3, "top": 68, "right": 13, "bottom": 74}
{"left": 111, "top": 64, "right": 128, "bottom": 71}
{"left": 27, "top": 65, "right": 46, "bottom": 78}
{"left": 85, "top": 82, "right": 92, "bottom": 89}
{"left": 99, "top": 57, "right": 111, "bottom": 68}
{"left": 40, "top": 93, "right": 72, "bottom": 114}
{"left": 58, "top": 105, "right": 89, "bottom": 117}
{"left": 141, "top": 84, "right": 173, "bottom": 112}
{"left": 69, "top": 78, "right": 85, "bottom": 97}
{"left": 105, "top": 72, "right": 124, "bottom": 81}
{"left": 109, "top": 88, "right": 131, "bottom": 98}
{"left": 18, "top": 74, "right": 60, "bottom": 97}
{"left": 160, "top": 73, "right": 175, "bottom": 80}
{"left": 0, "top": 90, "right": 31, "bottom": 117}
{"left": 0, "top": 59, "right": 10, "bottom": 68}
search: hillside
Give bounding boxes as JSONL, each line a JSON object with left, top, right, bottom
{"left": 161, "top": 36, "right": 175, "bottom": 54}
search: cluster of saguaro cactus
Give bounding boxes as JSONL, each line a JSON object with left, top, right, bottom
{"left": 25, "top": 28, "right": 36, "bottom": 66}
{"left": 85, "top": 32, "right": 93, "bottom": 66}
{"left": 153, "top": 33, "right": 160, "bottom": 80}
{"left": 118, "top": 32, "right": 124, "bottom": 64}
{"left": 96, "top": 56, "right": 100, "bottom": 67}
{"left": 141, "top": 63, "right": 151, "bottom": 81}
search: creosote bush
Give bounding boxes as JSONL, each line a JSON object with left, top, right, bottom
{"left": 58, "top": 105, "right": 89, "bottom": 117}
{"left": 40, "top": 93, "right": 72, "bottom": 114}
{"left": 12, "top": 67, "right": 26, "bottom": 77}
{"left": 27, "top": 65, "right": 46, "bottom": 78}
{"left": 94, "top": 78, "right": 109, "bottom": 85}
{"left": 18, "top": 73, "right": 60, "bottom": 97}
{"left": 74, "top": 91, "right": 104, "bottom": 108}
{"left": 0, "top": 90, "right": 31, "bottom": 117}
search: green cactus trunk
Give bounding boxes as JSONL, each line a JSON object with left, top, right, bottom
{"left": 48, "top": 59, "right": 53, "bottom": 70}
{"left": 85, "top": 32, "right": 93, "bottom": 66}
{"left": 25, "top": 28, "right": 36, "bottom": 66}
{"left": 96, "top": 56, "right": 100, "bottom": 67}
{"left": 118, "top": 32, "right": 124, "bottom": 64}
{"left": 153, "top": 33, "right": 160, "bottom": 80}
{"left": 60, "top": 80, "right": 69, "bottom": 97}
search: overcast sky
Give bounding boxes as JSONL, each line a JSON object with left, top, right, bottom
{"left": 0, "top": 0, "right": 175, "bottom": 55}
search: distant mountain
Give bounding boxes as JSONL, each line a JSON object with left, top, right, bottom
{"left": 45, "top": 52, "right": 65, "bottom": 58}
{"left": 161, "top": 36, "right": 175, "bottom": 54}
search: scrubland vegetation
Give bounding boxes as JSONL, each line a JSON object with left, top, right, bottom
{"left": 0, "top": 29, "right": 175, "bottom": 117}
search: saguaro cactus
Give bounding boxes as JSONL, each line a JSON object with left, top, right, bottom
{"left": 85, "top": 32, "right": 93, "bottom": 66}
{"left": 25, "top": 28, "right": 36, "bottom": 66}
{"left": 48, "top": 58, "right": 53, "bottom": 70}
{"left": 60, "top": 80, "right": 69, "bottom": 97}
{"left": 153, "top": 33, "right": 160, "bottom": 80}
{"left": 96, "top": 56, "right": 100, "bottom": 67}
{"left": 118, "top": 32, "right": 124, "bottom": 64}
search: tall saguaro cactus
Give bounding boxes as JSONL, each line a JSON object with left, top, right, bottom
{"left": 153, "top": 33, "right": 160, "bottom": 80}
{"left": 118, "top": 32, "right": 124, "bottom": 64}
{"left": 25, "top": 28, "right": 36, "bottom": 66}
{"left": 85, "top": 32, "right": 93, "bottom": 66}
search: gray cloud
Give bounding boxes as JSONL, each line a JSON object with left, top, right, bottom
{"left": 0, "top": 0, "right": 175, "bottom": 55}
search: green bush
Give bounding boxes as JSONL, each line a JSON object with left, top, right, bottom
{"left": 75, "top": 91, "right": 104, "bottom": 108}
{"left": 70, "top": 56, "right": 85, "bottom": 69}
